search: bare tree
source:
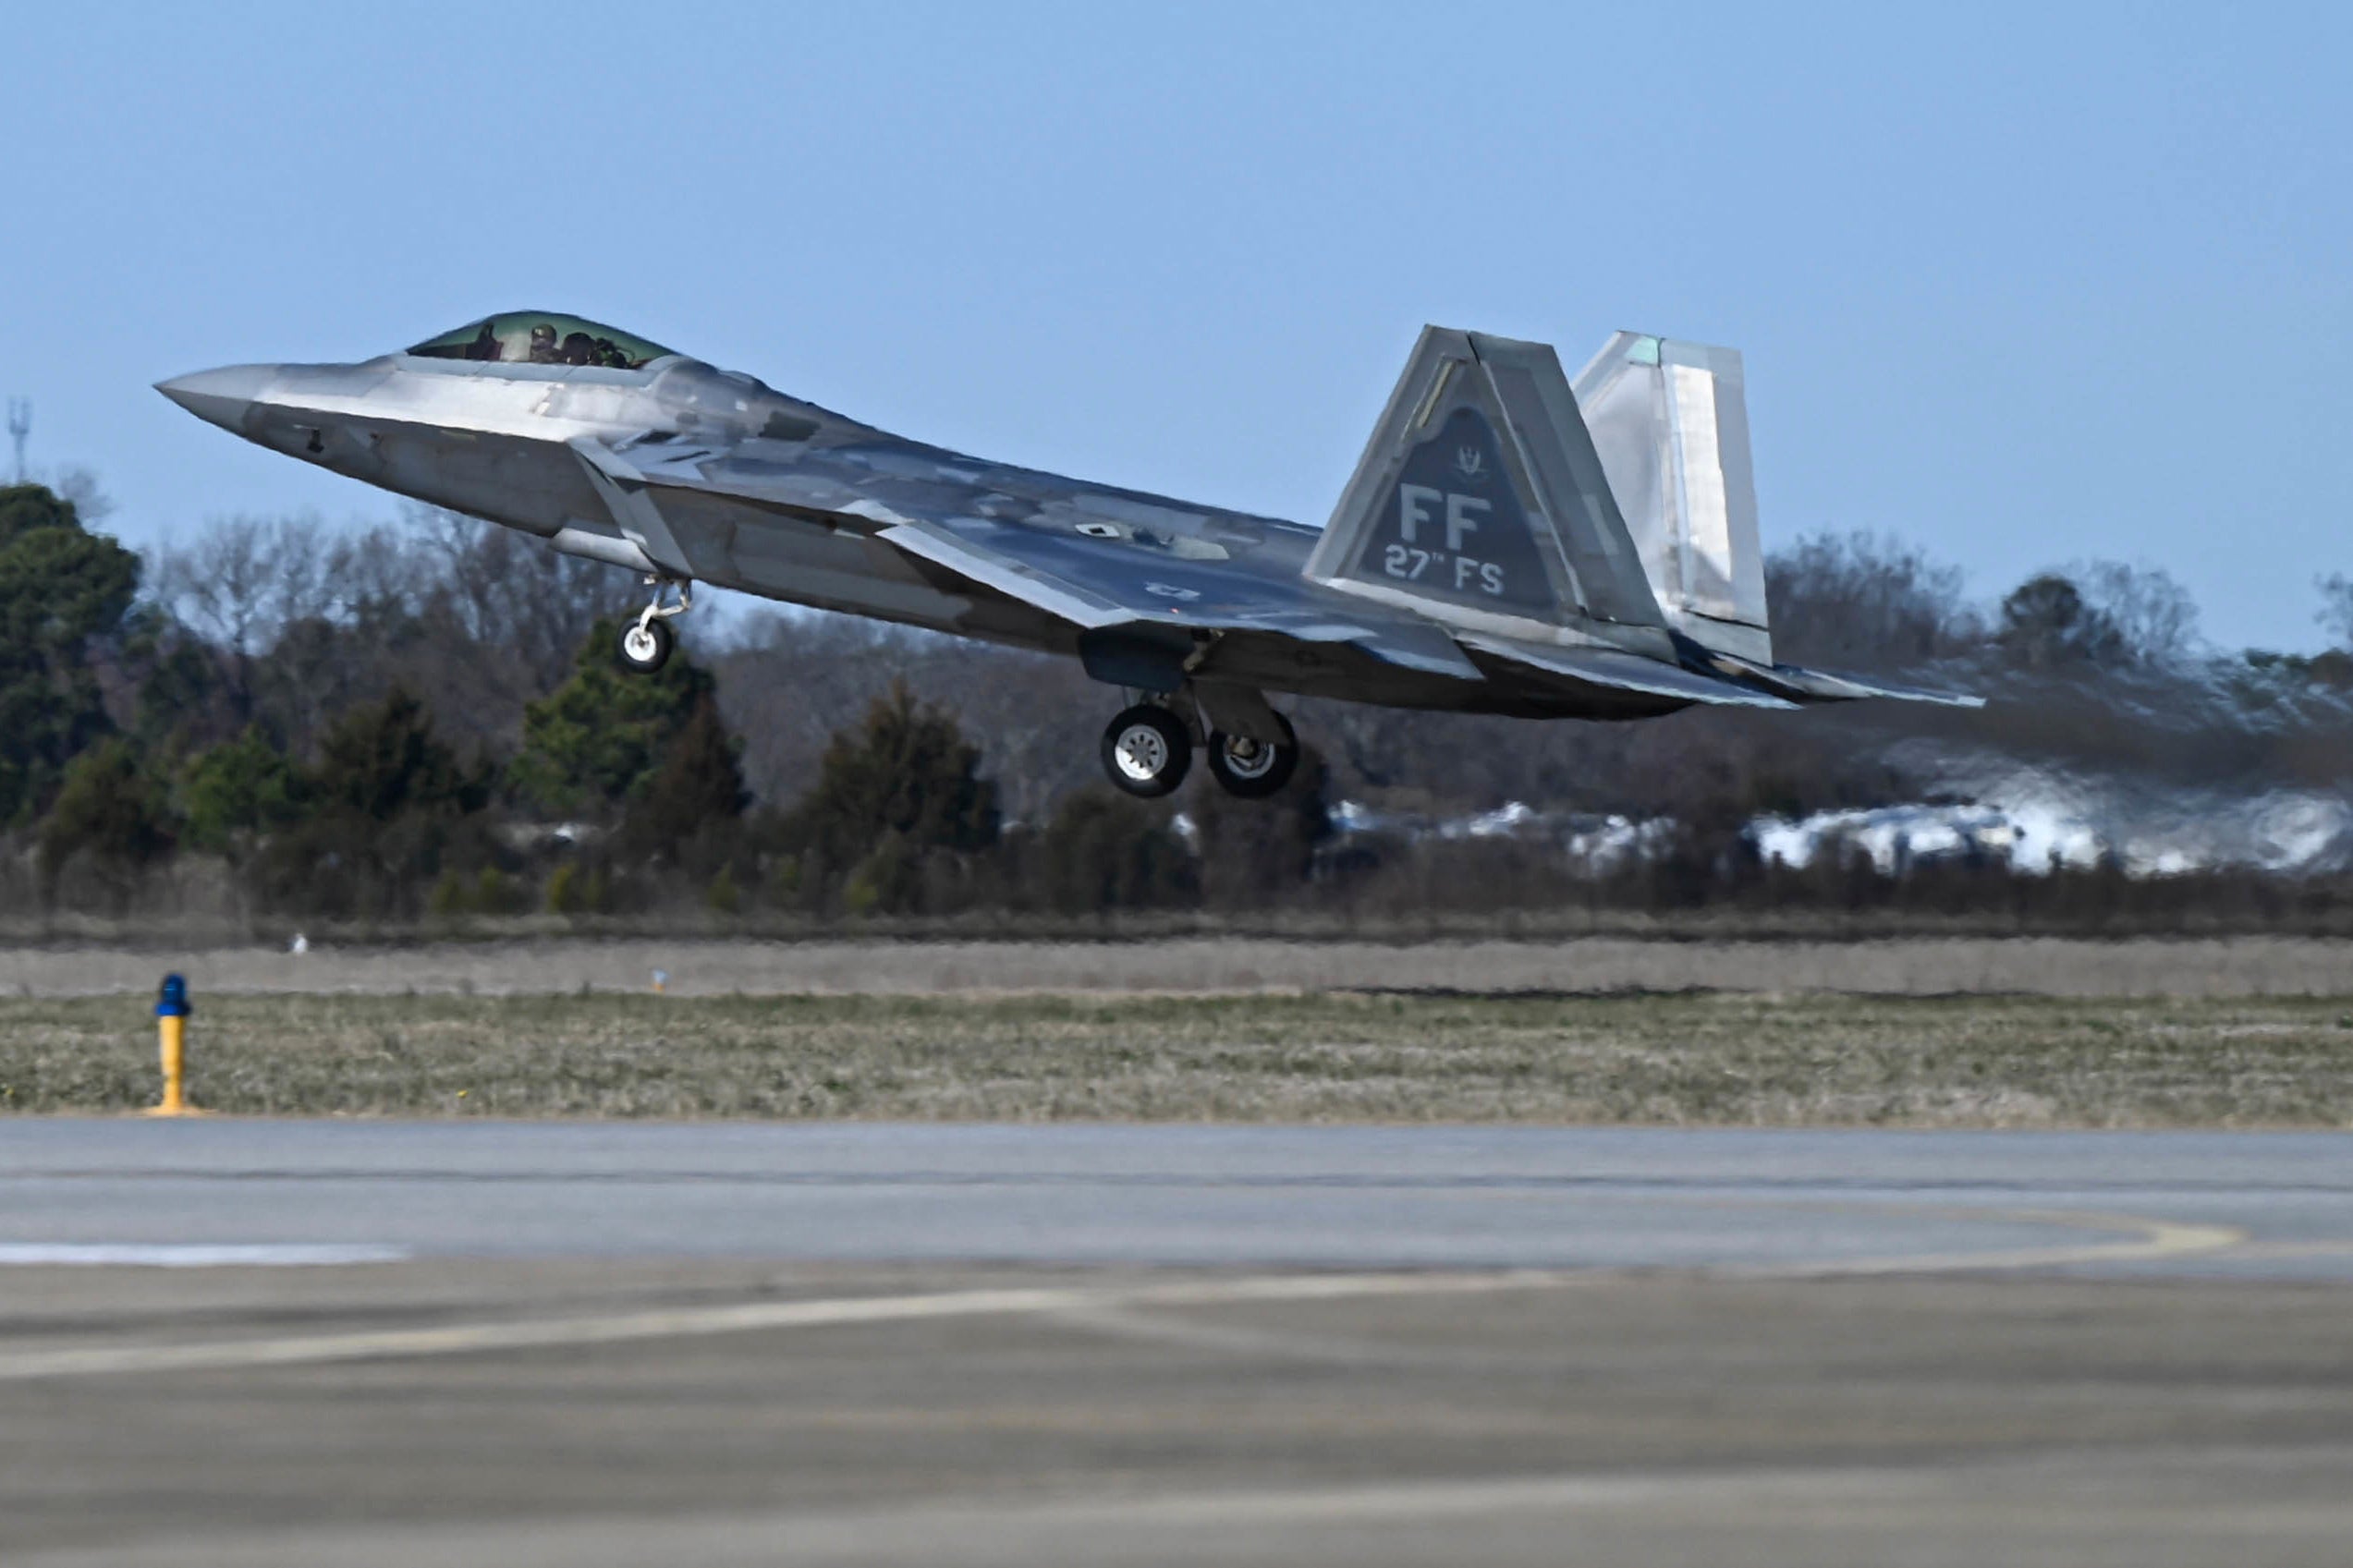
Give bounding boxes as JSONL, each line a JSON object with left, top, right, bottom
{"left": 49, "top": 466, "right": 115, "bottom": 525}
{"left": 2073, "top": 560, "right": 2201, "bottom": 666}
{"left": 154, "top": 510, "right": 643, "bottom": 755}
{"left": 2316, "top": 574, "right": 2353, "bottom": 649}
{"left": 152, "top": 514, "right": 335, "bottom": 716}
{"left": 1763, "top": 530, "right": 1981, "bottom": 670}
{"left": 406, "top": 506, "right": 643, "bottom": 693}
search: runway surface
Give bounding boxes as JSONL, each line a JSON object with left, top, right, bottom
{"left": 6, "top": 1122, "right": 2352, "bottom": 1564}
{"left": 6, "top": 1121, "right": 2353, "bottom": 1275}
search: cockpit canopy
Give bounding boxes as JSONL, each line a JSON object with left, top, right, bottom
{"left": 405, "top": 313, "right": 676, "bottom": 371}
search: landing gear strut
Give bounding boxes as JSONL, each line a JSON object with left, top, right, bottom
{"left": 617, "top": 577, "right": 692, "bottom": 674}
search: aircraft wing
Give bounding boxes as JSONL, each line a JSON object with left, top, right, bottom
{"left": 886, "top": 518, "right": 1807, "bottom": 710}
{"left": 876, "top": 515, "right": 1488, "bottom": 681}
{"left": 582, "top": 434, "right": 1896, "bottom": 712}
{"left": 569, "top": 433, "right": 1487, "bottom": 682}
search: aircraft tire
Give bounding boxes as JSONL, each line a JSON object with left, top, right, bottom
{"left": 1101, "top": 705, "right": 1191, "bottom": 797}
{"left": 1205, "top": 713, "right": 1298, "bottom": 799}
{"left": 618, "top": 617, "right": 675, "bottom": 675}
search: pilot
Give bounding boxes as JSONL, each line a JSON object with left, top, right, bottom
{"left": 528, "top": 323, "right": 562, "bottom": 364}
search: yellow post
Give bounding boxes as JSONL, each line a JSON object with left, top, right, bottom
{"left": 154, "top": 1014, "right": 187, "bottom": 1114}
{"left": 142, "top": 972, "right": 199, "bottom": 1117}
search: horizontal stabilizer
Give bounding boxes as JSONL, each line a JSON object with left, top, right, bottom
{"left": 1757, "top": 662, "right": 1984, "bottom": 708}
{"left": 1457, "top": 632, "right": 1798, "bottom": 710}
{"left": 1681, "top": 643, "right": 1982, "bottom": 707}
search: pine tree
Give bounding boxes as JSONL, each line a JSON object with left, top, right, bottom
{"left": 507, "top": 618, "right": 713, "bottom": 817}
{"left": 619, "top": 698, "right": 749, "bottom": 872}
{"left": 786, "top": 680, "right": 997, "bottom": 864}
{"left": 1031, "top": 789, "right": 1196, "bottom": 913}
{"left": 178, "top": 725, "right": 303, "bottom": 858}
{"left": 37, "top": 739, "right": 177, "bottom": 904}
{"left": 254, "top": 687, "right": 494, "bottom": 918}
{"left": 0, "top": 484, "right": 141, "bottom": 825}
{"left": 774, "top": 681, "right": 999, "bottom": 915}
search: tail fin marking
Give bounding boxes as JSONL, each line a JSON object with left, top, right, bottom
{"left": 1306, "top": 327, "right": 1664, "bottom": 645}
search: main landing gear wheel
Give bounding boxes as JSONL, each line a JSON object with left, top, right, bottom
{"left": 617, "top": 616, "right": 675, "bottom": 674}
{"left": 1100, "top": 705, "right": 1192, "bottom": 797}
{"left": 1205, "top": 711, "right": 1299, "bottom": 798}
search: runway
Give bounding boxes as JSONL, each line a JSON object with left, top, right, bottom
{"left": 6, "top": 1122, "right": 2352, "bottom": 1564}
{"left": 9, "top": 1121, "right": 2353, "bottom": 1273}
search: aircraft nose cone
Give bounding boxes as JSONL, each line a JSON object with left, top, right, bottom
{"left": 154, "top": 364, "right": 274, "bottom": 432}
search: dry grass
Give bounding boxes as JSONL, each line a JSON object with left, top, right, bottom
{"left": 6, "top": 991, "right": 2353, "bottom": 1126}
{"left": 9, "top": 935, "right": 2353, "bottom": 999}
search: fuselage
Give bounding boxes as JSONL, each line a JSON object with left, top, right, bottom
{"left": 160, "top": 338, "right": 1650, "bottom": 719}
{"left": 163, "top": 311, "right": 1780, "bottom": 727}
{"left": 157, "top": 314, "right": 1976, "bottom": 796}
{"left": 163, "top": 351, "right": 1335, "bottom": 627}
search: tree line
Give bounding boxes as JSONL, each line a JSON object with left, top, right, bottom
{"left": 10, "top": 478, "right": 2353, "bottom": 929}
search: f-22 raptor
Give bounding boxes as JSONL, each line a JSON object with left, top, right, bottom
{"left": 160, "top": 313, "right": 1975, "bottom": 799}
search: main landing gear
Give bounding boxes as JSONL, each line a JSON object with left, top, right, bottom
{"left": 1102, "top": 705, "right": 1192, "bottom": 797}
{"left": 1204, "top": 711, "right": 1298, "bottom": 799}
{"left": 1099, "top": 700, "right": 1299, "bottom": 800}
{"left": 617, "top": 577, "right": 693, "bottom": 674}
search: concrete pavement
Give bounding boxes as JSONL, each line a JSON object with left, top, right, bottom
{"left": 5, "top": 1122, "right": 2350, "bottom": 1564}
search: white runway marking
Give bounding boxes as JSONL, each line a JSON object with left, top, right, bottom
{"left": 0, "top": 1206, "right": 2245, "bottom": 1383}
{"left": 0, "top": 1244, "right": 409, "bottom": 1268}
{"left": 0, "top": 1272, "right": 1560, "bottom": 1383}
{"left": 1738, "top": 1209, "right": 2247, "bottom": 1276}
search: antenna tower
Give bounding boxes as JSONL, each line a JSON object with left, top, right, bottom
{"left": 4, "top": 400, "right": 27, "bottom": 484}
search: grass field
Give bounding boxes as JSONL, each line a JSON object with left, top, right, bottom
{"left": 7, "top": 991, "right": 2353, "bottom": 1126}
{"left": 11, "top": 934, "right": 2353, "bottom": 998}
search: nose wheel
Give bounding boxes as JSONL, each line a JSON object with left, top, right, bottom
{"left": 616, "top": 577, "right": 692, "bottom": 675}
{"left": 1100, "top": 705, "right": 1192, "bottom": 797}
{"left": 617, "top": 616, "right": 674, "bottom": 673}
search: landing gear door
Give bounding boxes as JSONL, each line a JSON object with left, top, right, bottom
{"left": 568, "top": 436, "right": 695, "bottom": 580}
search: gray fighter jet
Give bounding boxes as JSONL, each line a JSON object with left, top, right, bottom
{"left": 159, "top": 313, "right": 1976, "bottom": 799}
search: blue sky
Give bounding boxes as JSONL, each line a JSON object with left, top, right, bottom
{"left": 3, "top": 2, "right": 2346, "bottom": 650}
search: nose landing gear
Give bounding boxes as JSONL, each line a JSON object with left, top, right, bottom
{"left": 617, "top": 577, "right": 693, "bottom": 674}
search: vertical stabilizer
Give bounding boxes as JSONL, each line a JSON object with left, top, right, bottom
{"left": 1571, "top": 333, "right": 1771, "bottom": 664}
{"left": 1306, "top": 327, "right": 1665, "bottom": 650}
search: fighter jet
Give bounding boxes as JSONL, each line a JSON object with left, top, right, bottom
{"left": 158, "top": 313, "right": 1976, "bottom": 799}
